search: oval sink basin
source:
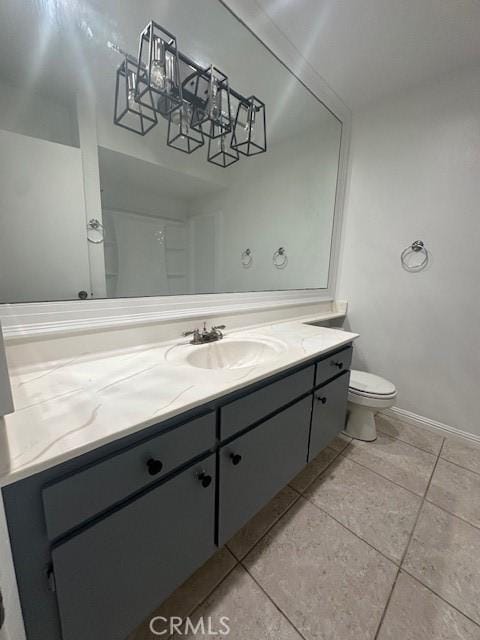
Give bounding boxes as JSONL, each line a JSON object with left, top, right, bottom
{"left": 176, "top": 338, "right": 286, "bottom": 370}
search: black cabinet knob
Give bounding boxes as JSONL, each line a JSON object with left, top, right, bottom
{"left": 230, "top": 453, "right": 242, "bottom": 466}
{"left": 317, "top": 396, "right": 327, "bottom": 404}
{"left": 198, "top": 471, "right": 212, "bottom": 488}
{"left": 146, "top": 458, "right": 163, "bottom": 476}
{"left": 332, "top": 360, "right": 344, "bottom": 369}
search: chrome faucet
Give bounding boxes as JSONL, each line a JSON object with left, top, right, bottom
{"left": 183, "top": 322, "right": 226, "bottom": 345}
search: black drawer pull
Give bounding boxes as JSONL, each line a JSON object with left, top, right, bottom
{"left": 316, "top": 396, "right": 327, "bottom": 404}
{"left": 146, "top": 458, "right": 163, "bottom": 476}
{"left": 230, "top": 453, "right": 242, "bottom": 466}
{"left": 198, "top": 471, "right": 212, "bottom": 488}
{"left": 331, "top": 360, "right": 344, "bottom": 370}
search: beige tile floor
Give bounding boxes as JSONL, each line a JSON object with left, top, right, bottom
{"left": 130, "top": 417, "right": 480, "bottom": 640}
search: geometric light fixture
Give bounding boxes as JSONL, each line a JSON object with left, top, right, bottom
{"left": 113, "top": 22, "right": 266, "bottom": 167}
{"left": 231, "top": 96, "right": 267, "bottom": 156}
{"left": 167, "top": 101, "right": 204, "bottom": 154}
{"left": 135, "top": 21, "right": 182, "bottom": 116}
{"left": 207, "top": 133, "right": 239, "bottom": 168}
{"left": 190, "top": 65, "right": 232, "bottom": 139}
{"left": 113, "top": 55, "right": 158, "bottom": 136}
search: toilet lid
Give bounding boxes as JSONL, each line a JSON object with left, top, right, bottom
{"left": 349, "top": 370, "right": 396, "bottom": 396}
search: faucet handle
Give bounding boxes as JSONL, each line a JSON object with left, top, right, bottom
{"left": 182, "top": 328, "right": 199, "bottom": 337}
{"left": 212, "top": 324, "right": 226, "bottom": 339}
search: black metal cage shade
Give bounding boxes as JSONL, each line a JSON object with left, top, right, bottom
{"left": 135, "top": 21, "right": 182, "bottom": 116}
{"left": 114, "top": 57, "right": 157, "bottom": 136}
{"left": 231, "top": 96, "right": 266, "bottom": 156}
{"left": 190, "top": 66, "right": 232, "bottom": 139}
{"left": 207, "top": 134, "right": 239, "bottom": 168}
{"left": 167, "top": 102, "right": 204, "bottom": 154}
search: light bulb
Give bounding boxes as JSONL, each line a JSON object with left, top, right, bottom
{"left": 244, "top": 104, "right": 256, "bottom": 139}
{"left": 127, "top": 71, "right": 137, "bottom": 110}
{"left": 171, "top": 103, "right": 192, "bottom": 139}
{"left": 150, "top": 37, "right": 167, "bottom": 91}
{"left": 208, "top": 80, "right": 221, "bottom": 122}
{"left": 150, "top": 59, "right": 166, "bottom": 90}
{"left": 128, "top": 90, "right": 137, "bottom": 110}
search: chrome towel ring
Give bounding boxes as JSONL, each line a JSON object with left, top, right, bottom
{"left": 241, "top": 248, "right": 253, "bottom": 268}
{"left": 401, "top": 240, "right": 429, "bottom": 272}
{"left": 273, "top": 247, "right": 288, "bottom": 269}
{"left": 87, "top": 219, "right": 105, "bottom": 244}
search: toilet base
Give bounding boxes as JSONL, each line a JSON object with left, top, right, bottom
{"left": 345, "top": 404, "right": 378, "bottom": 442}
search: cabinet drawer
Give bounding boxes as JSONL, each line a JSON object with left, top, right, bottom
{"left": 51, "top": 455, "right": 216, "bottom": 640}
{"left": 43, "top": 411, "right": 215, "bottom": 540}
{"left": 220, "top": 366, "right": 314, "bottom": 440}
{"left": 218, "top": 396, "right": 312, "bottom": 545}
{"left": 309, "top": 372, "right": 350, "bottom": 461}
{"left": 315, "top": 345, "right": 352, "bottom": 387}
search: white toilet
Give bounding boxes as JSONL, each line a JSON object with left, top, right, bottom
{"left": 345, "top": 370, "right": 397, "bottom": 441}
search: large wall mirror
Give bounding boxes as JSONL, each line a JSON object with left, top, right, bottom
{"left": 0, "top": 0, "right": 342, "bottom": 304}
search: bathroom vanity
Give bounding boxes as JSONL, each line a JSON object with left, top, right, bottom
{"left": 0, "top": 323, "right": 355, "bottom": 640}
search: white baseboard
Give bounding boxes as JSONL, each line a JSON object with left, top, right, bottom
{"left": 382, "top": 407, "right": 480, "bottom": 446}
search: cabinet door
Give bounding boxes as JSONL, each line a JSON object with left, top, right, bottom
{"left": 51, "top": 455, "right": 216, "bottom": 640}
{"left": 309, "top": 372, "right": 350, "bottom": 461}
{"left": 218, "top": 397, "right": 312, "bottom": 546}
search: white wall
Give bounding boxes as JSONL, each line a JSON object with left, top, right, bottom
{"left": 189, "top": 118, "right": 341, "bottom": 293}
{"left": 338, "top": 66, "right": 480, "bottom": 437}
{"left": 101, "top": 185, "right": 188, "bottom": 222}
{"left": 0, "top": 130, "right": 91, "bottom": 303}
{"left": 0, "top": 77, "right": 78, "bottom": 147}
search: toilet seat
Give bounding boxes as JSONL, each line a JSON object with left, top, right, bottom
{"left": 349, "top": 370, "right": 396, "bottom": 399}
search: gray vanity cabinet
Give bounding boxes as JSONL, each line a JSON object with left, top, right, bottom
{"left": 50, "top": 454, "right": 216, "bottom": 640}
{"left": 308, "top": 371, "right": 350, "bottom": 461}
{"left": 3, "top": 342, "right": 354, "bottom": 640}
{"left": 218, "top": 396, "right": 312, "bottom": 545}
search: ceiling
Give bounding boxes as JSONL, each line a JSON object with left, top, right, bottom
{"left": 254, "top": 0, "right": 480, "bottom": 110}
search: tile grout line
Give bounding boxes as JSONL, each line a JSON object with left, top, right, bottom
{"left": 301, "top": 495, "right": 403, "bottom": 567}
{"left": 400, "top": 567, "right": 480, "bottom": 629}
{"left": 436, "top": 454, "right": 480, "bottom": 479}
{"left": 162, "top": 559, "right": 241, "bottom": 640}
{"left": 338, "top": 449, "right": 434, "bottom": 499}
{"left": 228, "top": 489, "right": 303, "bottom": 562}
{"left": 398, "top": 442, "right": 443, "bottom": 568}
{"left": 376, "top": 426, "right": 443, "bottom": 456}
{"left": 239, "top": 558, "right": 310, "bottom": 640}
{"left": 423, "top": 497, "right": 480, "bottom": 533}
{"left": 288, "top": 444, "right": 348, "bottom": 494}
{"left": 373, "top": 437, "right": 445, "bottom": 639}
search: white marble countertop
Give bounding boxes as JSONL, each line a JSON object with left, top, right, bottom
{"left": 0, "top": 320, "right": 358, "bottom": 487}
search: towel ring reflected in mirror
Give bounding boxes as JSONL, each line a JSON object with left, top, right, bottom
{"left": 273, "top": 247, "right": 288, "bottom": 269}
{"left": 241, "top": 248, "right": 253, "bottom": 268}
{"left": 400, "top": 240, "right": 429, "bottom": 272}
{"left": 87, "top": 218, "right": 105, "bottom": 244}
